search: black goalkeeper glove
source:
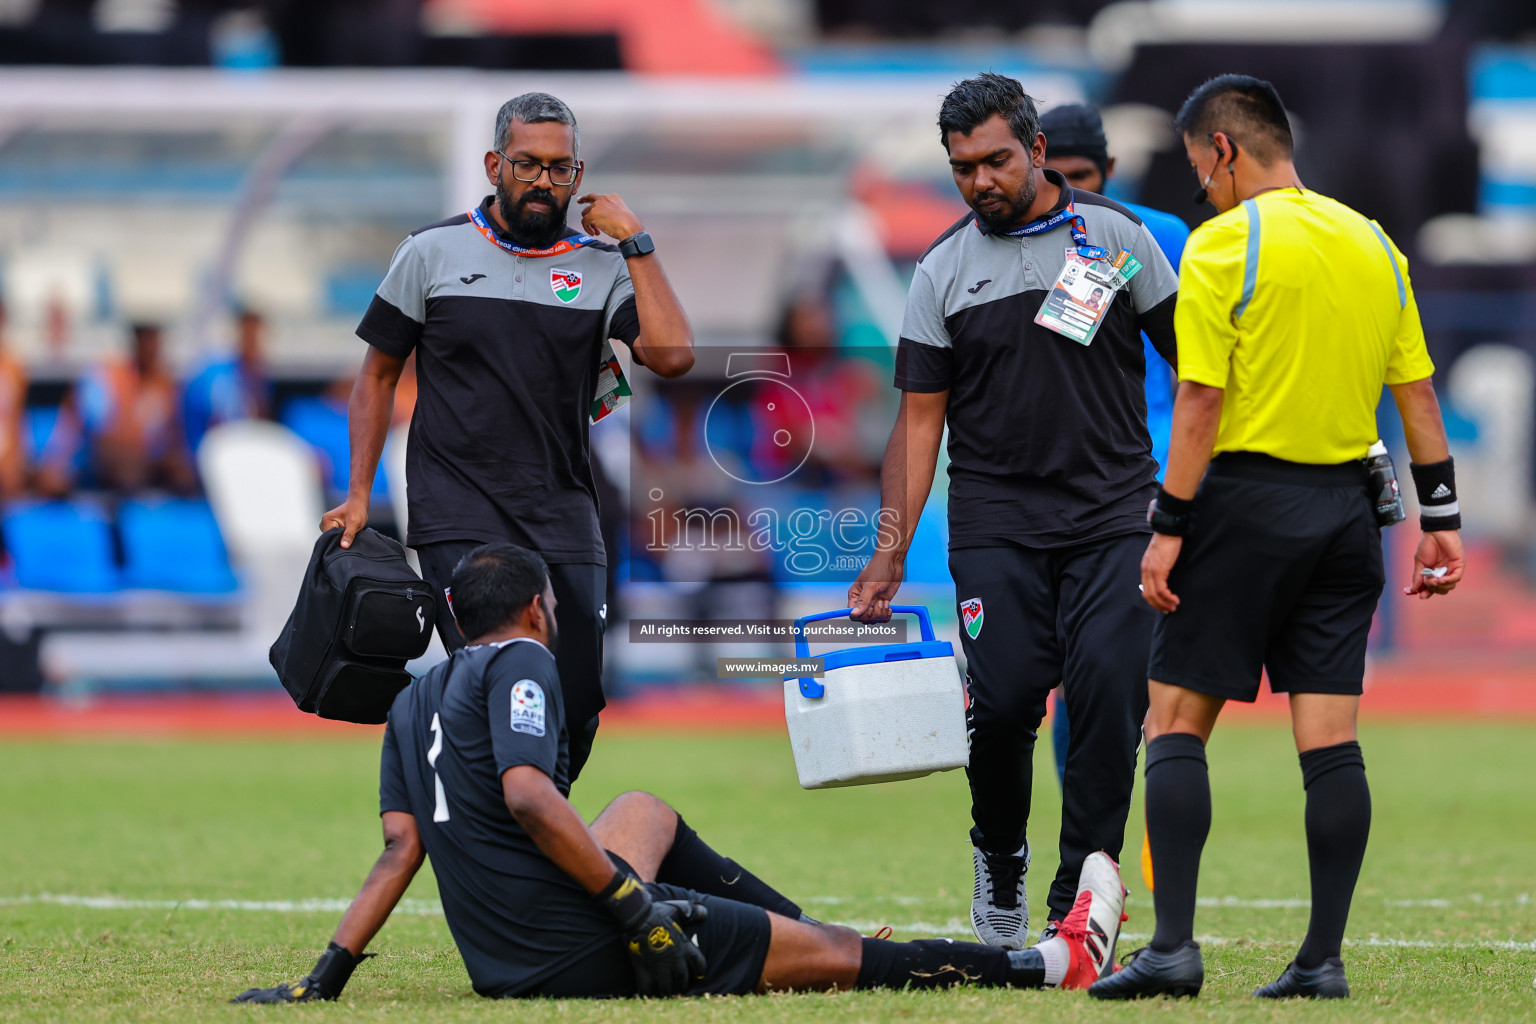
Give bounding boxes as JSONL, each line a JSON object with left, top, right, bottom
{"left": 231, "top": 942, "right": 373, "bottom": 1004}
{"left": 595, "top": 870, "right": 708, "bottom": 996}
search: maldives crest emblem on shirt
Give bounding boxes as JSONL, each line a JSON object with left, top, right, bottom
{"left": 960, "top": 598, "right": 984, "bottom": 639}
{"left": 550, "top": 268, "right": 582, "bottom": 303}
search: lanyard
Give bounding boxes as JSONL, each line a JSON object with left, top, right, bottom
{"left": 997, "top": 202, "right": 1108, "bottom": 260}
{"left": 468, "top": 206, "right": 596, "bottom": 258}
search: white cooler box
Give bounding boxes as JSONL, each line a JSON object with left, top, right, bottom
{"left": 783, "top": 605, "right": 969, "bottom": 790}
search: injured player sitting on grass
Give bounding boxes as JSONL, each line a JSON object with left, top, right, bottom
{"left": 233, "top": 542, "right": 1127, "bottom": 1002}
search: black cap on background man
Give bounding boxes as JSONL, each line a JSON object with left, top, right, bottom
{"left": 1040, "top": 103, "right": 1114, "bottom": 193}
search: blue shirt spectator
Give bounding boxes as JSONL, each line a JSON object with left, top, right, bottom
{"left": 184, "top": 308, "right": 272, "bottom": 451}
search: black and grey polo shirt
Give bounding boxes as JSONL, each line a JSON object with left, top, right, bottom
{"left": 895, "top": 171, "right": 1179, "bottom": 549}
{"left": 357, "top": 196, "right": 641, "bottom": 563}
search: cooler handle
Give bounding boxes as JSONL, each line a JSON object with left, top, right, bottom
{"left": 792, "top": 605, "right": 936, "bottom": 698}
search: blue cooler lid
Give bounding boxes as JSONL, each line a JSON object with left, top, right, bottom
{"left": 789, "top": 606, "right": 952, "bottom": 698}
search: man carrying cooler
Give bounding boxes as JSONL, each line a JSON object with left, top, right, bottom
{"left": 849, "top": 73, "right": 1178, "bottom": 951}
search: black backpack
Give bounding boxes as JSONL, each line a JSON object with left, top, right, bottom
{"left": 269, "top": 527, "right": 438, "bottom": 724}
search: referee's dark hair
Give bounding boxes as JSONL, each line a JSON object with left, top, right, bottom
{"left": 938, "top": 72, "right": 1041, "bottom": 152}
{"left": 449, "top": 543, "right": 551, "bottom": 640}
{"left": 1175, "top": 74, "right": 1294, "bottom": 164}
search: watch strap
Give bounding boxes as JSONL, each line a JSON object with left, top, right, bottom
{"left": 619, "top": 231, "right": 655, "bottom": 259}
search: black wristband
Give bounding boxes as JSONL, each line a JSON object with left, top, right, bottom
{"left": 1410, "top": 458, "right": 1461, "bottom": 531}
{"left": 1148, "top": 487, "right": 1196, "bottom": 536}
{"left": 595, "top": 869, "right": 651, "bottom": 930}
{"left": 308, "top": 941, "right": 372, "bottom": 998}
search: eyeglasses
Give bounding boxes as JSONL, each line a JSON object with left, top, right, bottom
{"left": 495, "top": 152, "right": 580, "bottom": 186}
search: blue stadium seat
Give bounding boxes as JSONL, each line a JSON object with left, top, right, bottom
{"left": 119, "top": 498, "right": 239, "bottom": 593}
{"left": 1, "top": 500, "right": 120, "bottom": 593}
{"left": 281, "top": 396, "right": 389, "bottom": 501}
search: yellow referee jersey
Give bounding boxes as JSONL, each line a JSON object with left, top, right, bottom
{"left": 1174, "top": 189, "right": 1435, "bottom": 465}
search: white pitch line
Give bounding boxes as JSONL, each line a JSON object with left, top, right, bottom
{"left": 0, "top": 894, "right": 443, "bottom": 916}
{"left": 805, "top": 895, "right": 932, "bottom": 906}
{"left": 4, "top": 894, "right": 1530, "bottom": 952}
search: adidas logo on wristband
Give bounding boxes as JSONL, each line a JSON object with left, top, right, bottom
{"left": 1430, "top": 483, "right": 1452, "bottom": 499}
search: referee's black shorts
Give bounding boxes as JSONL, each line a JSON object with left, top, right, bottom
{"left": 1148, "top": 452, "right": 1385, "bottom": 702}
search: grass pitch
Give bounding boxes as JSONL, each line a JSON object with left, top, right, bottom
{"left": 1, "top": 721, "right": 1533, "bottom": 1022}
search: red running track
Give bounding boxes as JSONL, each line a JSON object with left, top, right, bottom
{"left": 0, "top": 687, "right": 788, "bottom": 738}
{"left": 1, "top": 662, "right": 1533, "bottom": 738}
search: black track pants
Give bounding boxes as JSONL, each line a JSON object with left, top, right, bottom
{"left": 950, "top": 533, "right": 1153, "bottom": 919}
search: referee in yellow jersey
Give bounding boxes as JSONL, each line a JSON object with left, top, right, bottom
{"left": 1090, "top": 76, "right": 1465, "bottom": 1002}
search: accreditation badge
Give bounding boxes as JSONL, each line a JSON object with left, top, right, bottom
{"left": 1034, "top": 247, "right": 1137, "bottom": 346}
{"left": 591, "top": 338, "right": 633, "bottom": 423}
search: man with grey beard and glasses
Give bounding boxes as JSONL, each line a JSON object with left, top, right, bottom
{"left": 324, "top": 92, "right": 695, "bottom": 783}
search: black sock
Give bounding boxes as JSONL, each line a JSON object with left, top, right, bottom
{"left": 855, "top": 937, "right": 1024, "bottom": 990}
{"left": 1296, "top": 741, "right": 1370, "bottom": 969}
{"left": 656, "top": 814, "right": 803, "bottom": 920}
{"left": 1145, "top": 733, "right": 1210, "bottom": 953}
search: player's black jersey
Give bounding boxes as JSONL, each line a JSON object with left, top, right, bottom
{"left": 379, "top": 638, "right": 618, "bottom": 996}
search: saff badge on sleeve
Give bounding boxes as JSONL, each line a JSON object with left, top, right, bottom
{"left": 510, "top": 679, "right": 547, "bottom": 736}
{"left": 550, "top": 268, "right": 582, "bottom": 303}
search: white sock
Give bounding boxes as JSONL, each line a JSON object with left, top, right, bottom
{"left": 1036, "top": 936, "right": 1070, "bottom": 987}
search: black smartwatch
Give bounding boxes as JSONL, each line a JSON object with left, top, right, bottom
{"left": 619, "top": 231, "right": 655, "bottom": 260}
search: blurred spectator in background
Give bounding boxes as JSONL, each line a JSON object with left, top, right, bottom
{"left": 0, "top": 300, "right": 27, "bottom": 500}
{"left": 183, "top": 307, "right": 274, "bottom": 451}
{"left": 78, "top": 323, "right": 195, "bottom": 494}
{"left": 631, "top": 383, "right": 777, "bottom": 677}
{"left": 633, "top": 386, "right": 755, "bottom": 580}
{"left": 763, "top": 294, "right": 885, "bottom": 487}
{"left": 43, "top": 293, "right": 73, "bottom": 366}
{"left": 33, "top": 392, "right": 84, "bottom": 499}
{"left": 776, "top": 289, "right": 837, "bottom": 351}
